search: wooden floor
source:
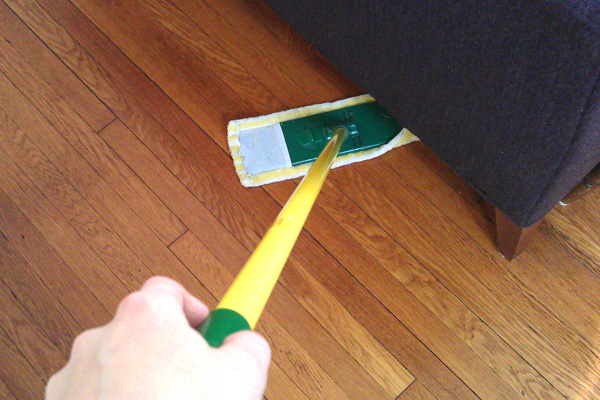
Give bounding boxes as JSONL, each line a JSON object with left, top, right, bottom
{"left": 1, "top": 0, "right": 600, "bottom": 398}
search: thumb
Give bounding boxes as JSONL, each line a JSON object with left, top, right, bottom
{"left": 221, "top": 331, "right": 271, "bottom": 374}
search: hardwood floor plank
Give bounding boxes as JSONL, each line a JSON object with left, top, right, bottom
{"left": 376, "top": 146, "right": 599, "bottom": 395}
{"left": 98, "top": 121, "right": 250, "bottom": 267}
{"left": 398, "top": 381, "right": 438, "bottom": 400}
{"left": 0, "top": 31, "right": 187, "bottom": 246}
{"left": 381, "top": 146, "right": 600, "bottom": 340}
{"left": 398, "top": 142, "right": 491, "bottom": 221}
{"left": 275, "top": 253, "right": 415, "bottom": 396}
{"left": 140, "top": 0, "right": 285, "bottom": 116}
{"left": 391, "top": 141, "right": 600, "bottom": 321}
{"left": 261, "top": 158, "right": 570, "bottom": 400}
{"left": 0, "top": 328, "right": 46, "bottom": 400}
{"left": 299, "top": 180, "right": 563, "bottom": 400}
{"left": 0, "top": 152, "right": 221, "bottom": 347}
{"left": 101, "top": 121, "right": 404, "bottom": 399}
{"left": 544, "top": 210, "right": 600, "bottom": 277}
{"left": 0, "top": 378, "right": 18, "bottom": 400}
{"left": 261, "top": 182, "right": 524, "bottom": 400}
{"left": 0, "top": 279, "right": 66, "bottom": 379}
{"left": 4, "top": 0, "right": 282, "bottom": 343}
{"left": 199, "top": 0, "right": 362, "bottom": 100}
{"left": 557, "top": 189, "right": 600, "bottom": 239}
{"left": 157, "top": 0, "right": 309, "bottom": 110}
{"left": 0, "top": 1, "right": 114, "bottom": 131}
{"left": 383, "top": 143, "right": 496, "bottom": 250}
{"left": 0, "top": 86, "right": 213, "bottom": 318}
{"left": 20, "top": 0, "right": 267, "bottom": 218}
{"left": 263, "top": 364, "right": 310, "bottom": 400}
{"left": 70, "top": 0, "right": 260, "bottom": 132}
{"left": 528, "top": 220, "right": 600, "bottom": 312}
{"left": 326, "top": 162, "right": 600, "bottom": 400}
{"left": 0, "top": 227, "right": 82, "bottom": 354}
{"left": 0, "top": 153, "right": 113, "bottom": 328}
{"left": 508, "top": 250, "right": 600, "bottom": 345}
{"left": 0, "top": 103, "right": 145, "bottom": 301}
{"left": 6, "top": 0, "right": 234, "bottom": 154}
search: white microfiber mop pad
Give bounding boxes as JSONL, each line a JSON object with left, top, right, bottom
{"left": 228, "top": 95, "right": 419, "bottom": 187}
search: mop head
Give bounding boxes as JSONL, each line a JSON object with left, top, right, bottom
{"left": 228, "top": 95, "right": 419, "bottom": 187}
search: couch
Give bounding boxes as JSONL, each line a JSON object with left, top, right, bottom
{"left": 264, "top": 0, "right": 600, "bottom": 259}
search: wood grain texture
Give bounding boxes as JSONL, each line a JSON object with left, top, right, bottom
{"left": 384, "top": 142, "right": 600, "bottom": 346}
{"left": 0, "top": 83, "right": 209, "bottom": 317}
{"left": 141, "top": 0, "right": 283, "bottom": 115}
{"left": 327, "top": 160, "right": 600, "bottom": 400}
{"left": 0, "top": 150, "right": 114, "bottom": 328}
{"left": 1, "top": 0, "right": 599, "bottom": 399}
{"left": 529, "top": 217, "right": 600, "bottom": 314}
{"left": 0, "top": 21, "right": 186, "bottom": 246}
{"left": 398, "top": 381, "right": 438, "bottom": 400}
{"left": 159, "top": 0, "right": 309, "bottom": 109}
{"left": 0, "top": 328, "right": 46, "bottom": 400}
{"left": 558, "top": 189, "right": 600, "bottom": 240}
{"left": 70, "top": 0, "right": 257, "bottom": 135}
{"left": 544, "top": 210, "right": 600, "bottom": 277}
{"left": 0, "top": 279, "right": 66, "bottom": 379}
{"left": 0, "top": 378, "right": 18, "bottom": 400}
{"left": 203, "top": 0, "right": 363, "bottom": 99}
{"left": 0, "top": 101, "right": 143, "bottom": 305}
{"left": 0, "top": 226, "right": 82, "bottom": 354}
{"left": 0, "top": 1, "right": 114, "bottom": 131}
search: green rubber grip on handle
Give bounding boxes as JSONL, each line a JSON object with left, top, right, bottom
{"left": 197, "top": 308, "right": 251, "bottom": 347}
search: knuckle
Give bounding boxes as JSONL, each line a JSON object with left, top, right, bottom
{"left": 116, "top": 291, "right": 168, "bottom": 325}
{"left": 143, "top": 276, "right": 180, "bottom": 292}
{"left": 71, "top": 330, "right": 94, "bottom": 353}
{"left": 118, "top": 291, "right": 154, "bottom": 314}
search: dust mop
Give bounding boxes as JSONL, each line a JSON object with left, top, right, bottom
{"left": 198, "top": 95, "right": 417, "bottom": 346}
{"left": 228, "top": 94, "right": 417, "bottom": 187}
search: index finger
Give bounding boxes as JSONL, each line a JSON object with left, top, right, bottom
{"left": 116, "top": 276, "right": 209, "bottom": 328}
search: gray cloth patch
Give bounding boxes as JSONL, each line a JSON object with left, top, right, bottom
{"left": 238, "top": 123, "right": 292, "bottom": 175}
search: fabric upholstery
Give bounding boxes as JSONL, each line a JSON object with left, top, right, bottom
{"left": 264, "top": 0, "right": 600, "bottom": 227}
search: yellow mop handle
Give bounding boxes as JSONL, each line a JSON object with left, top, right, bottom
{"left": 198, "top": 127, "right": 348, "bottom": 346}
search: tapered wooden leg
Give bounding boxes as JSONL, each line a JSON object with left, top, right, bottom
{"left": 495, "top": 208, "right": 540, "bottom": 260}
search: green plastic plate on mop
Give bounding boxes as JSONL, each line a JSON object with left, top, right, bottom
{"left": 280, "top": 101, "right": 403, "bottom": 166}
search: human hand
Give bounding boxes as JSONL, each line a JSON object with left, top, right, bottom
{"left": 46, "top": 277, "right": 271, "bottom": 400}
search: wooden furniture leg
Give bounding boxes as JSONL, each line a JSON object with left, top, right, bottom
{"left": 495, "top": 208, "right": 540, "bottom": 260}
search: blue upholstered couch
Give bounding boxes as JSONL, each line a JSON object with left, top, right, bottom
{"left": 265, "top": 0, "right": 600, "bottom": 258}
